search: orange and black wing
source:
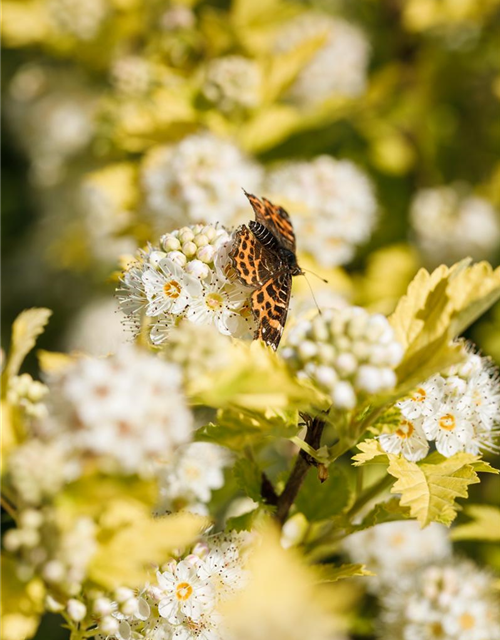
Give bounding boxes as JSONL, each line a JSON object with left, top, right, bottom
{"left": 229, "top": 224, "right": 282, "bottom": 287}
{"left": 244, "top": 191, "right": 296, "bottom": 254}
{"left": 251, "top": 271, "right": 292, "bottom": 350}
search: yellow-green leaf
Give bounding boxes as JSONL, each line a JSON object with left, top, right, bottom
{"left": 89, "top": 508, "right": 208, "bottom": 589}
{"left": 316, "top": 563, "right": 374, "bottom": 583}
{"left": 390, "top": 261, "right": 500, "bottom": 390}
{"left": 1, "top": 555, "right": 44, "bottom": 640}
{"left": 3, "top": 309, "right": 52, "bottom": 386}
{"left": 352, "top": 439, "right": 389, "bottom": 466}
{"left": 387, "top": 453, "right": 490, "bottom": 527}
{"left": 451, "top": 505, "right": 500, "bottom": 541}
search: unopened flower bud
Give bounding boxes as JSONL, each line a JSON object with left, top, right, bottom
{"left": 67, "top": 599, "right": 87, "bottom": 622}
{"left": 120, "top": 597, "right": 139, "bottom": 616}
{"left": 182, "top": 241, "right": 197, "bottom": 257}
{"left": 185, "top": 260, "right": 210, "bottom": 279}
{"left": 194, "top": 233, "right": 209, "bottom": 247}
{"left": 333, "top": 381, "right": 356, "bottom": 409}
{"left": 43, "top": 560, "right": 65, "bottom": 583}
{"left": 45, "top": 595, "right": 64, "bottom": 612}
{"left": 180, "top": 229, "right": 194, "bottom": 243}
{"left": 166, "top": 251, "right": 187, "bottom": 267}
{"left": 196, "top": 244, "right": 216, "bottom": 263}
{"left": 93, "top": 596, "right": 113, "bottom": 616}
{"left": 99, "top": 616, "right": 119, "bottom": 635}
{"left": 114, "top": 587, "right": 135, "bottom": 603}
{"left": 162, "top": 235, "right": 181, "bottom": 252}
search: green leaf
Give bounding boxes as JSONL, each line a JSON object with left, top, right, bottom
{"left": 295, "top": 466, "right": 352, "bottom": 522}
{"left": 89, "top": 507, "right": 208, "bottom": 589}
{"left": 386, "top": 452, "right": 492, "bottom": 527}
{"left": 352, "top": 439, "right": 389, "bottom": 466}
{"left": 355, "top": 497, "right": 411, "bottom": 531}
{"left": 390, "top": 262, "right": 500, "bottom": 390}
{"left": 451, "top": 505, "right": 500, "bottom": 541}
{"left": 226, "top": 508, "right": 261, "bottom": 532}
{"left": 234, "top": 459, "right": 263, "bottom": 503}
{"left": 3, "top": 309, "right": 52, "bottom": 387}
{"left": 316, "top": 563, "right": 374, "bottom": 583}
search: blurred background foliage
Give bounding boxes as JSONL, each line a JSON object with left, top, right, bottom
{"left": 2, "top": 2, "right": 500, "bottom": 639}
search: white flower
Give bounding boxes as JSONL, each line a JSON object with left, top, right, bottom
{"left": 275, "top": 14, "right": 370, "bottom": 105}
{"left": 185, "top": 273, "right": 250, "bottom": 336}
{"left": 157, "top": 443, "right": 230, "bottom": 511}
{"left": 202, "top": 56, "right": 261, "bottom": 112}
{"left": 45, "top": 346, "right": 193, "bottom": 474}
{"left": 265, "top": 156, "right": 377, "bottom": 267}
{"left": 410, "top": 184, "right": 500, "bottom": 267}
{"left": 143, "top": 258, "right": 202, "bottom": 317}
{"left": 142, "top": 133, "right": 263, "bottom": 227}
{"left": 283, "top": 307, "right": 403, "bottom": 409}
{"left": 378, "top": 560, "right": 500, "bottom": 640}
{"left": 157, "top": 561, "right": 216, "bottom": 624}
{"left": 379, "top": 418, "right": 430, "bottom": 461}
{"left": 342, "top": 520, "right": 452, "bottom": 592}
{"left": 422, "top": 403, "right": 474, "bottom": 457}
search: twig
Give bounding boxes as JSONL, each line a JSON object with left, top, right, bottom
{"left": 1, "top": 495, "right": 18, "bottom": 522}
{"left": 275, "top": 414, "right": 326, "bottom": 525}
{"left": 260, "top": 471, "right": 279, "bottom": 506}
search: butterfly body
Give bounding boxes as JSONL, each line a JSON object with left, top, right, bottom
{"left": 230, "top": 192, "right": 302, "bottom": 350}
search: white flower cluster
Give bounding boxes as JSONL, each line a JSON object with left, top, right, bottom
{"left": 117, "top": 224, "right": 255, "bottom": 346}
{"left": 275, "top": 14, "right": 370, "bottom": 105}
{"left": 342, "top": 520, "right": 452, "bottom": 591}
{"left": 7, "top": 373, "right": 48, "bottom": 419}
{"left": 47, "top": 0, "right": 108, "bottom": 41}
{"left": 156, "top": 443, "right": 231, "bottom": 516}
{"left": 410, "top": 184, "right": 500, "bottom": 267}
{"left": 94, "top": 532, "right": 249, "bottom": 640}
{"left": 110, "top": 55, "right": 153, "bottom": 96}
{"left": 379, "top": 560, "right": 500, "bottom": 640}
{"left": 266, "top": 156, "right": 377, "bottom": 266}
{"left": 4, "top": 508, "right": 97, "bottom": 596}
{"left": 44, "top": 346, "right": 193, "bottom": 475}
{"left": 379, "top": 351, "right": 500, "bottom": 461}
{"left": 202, "top": 56, "right": 262, "bottom": 112}
{"left": 141, "top": 132, "right": 263, "bottom": 227}
{"left": 283, "top": 307, "right": 403, "bottom": 409}
{"left": 7, "top": 64, "right": 95, "bottom": 186}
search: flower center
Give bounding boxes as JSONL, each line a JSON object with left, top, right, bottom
{"left": 411, "top": 387, "right": 427, "bottom": 402}
{"left": 395, "top": 419, "right": 414, "bottom": 439}
{"left": 175, "top": 582, "right": 193, "bottom": 601}
{"left": 205, "top": 292, "right": 224, "bottom": 311}
{"left": 459, "top": 613, "right": 475, "bottom": 630}
{"left": 438, "top": 413, "right": 456, "bottom": 431}
{"left": 164, "top": 280, "right": 181, "bottom": 300}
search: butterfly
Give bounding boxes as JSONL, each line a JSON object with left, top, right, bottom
{"left": 229, "top": 191, "right": 302, "bottom": 350}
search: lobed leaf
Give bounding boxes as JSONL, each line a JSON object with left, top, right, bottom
{"left": 295, "top": 466, "right": 352, "bottom": 522}
{"left": 451, "top": 505, "right": 500, "bottom": 541}
{"left": 352, "top": 439, "right": 389, "bottom": 466}
{"left": 315, "top": 563, "right": 374, "bottom": 584}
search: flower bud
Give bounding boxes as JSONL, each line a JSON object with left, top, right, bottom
{"left": 45, "top": 595, "right": 64, "bottom": 612}
{"left": 67, "top": 599, "right": 87, "bottom": 622}
{"left": 93, "top": 596, "right": 114, "bottom": 616}
{"left": 185, "top": 259, "right": 210, "bottom": 279}
{"left": 149, "top": 250, "right": 167, "bottom": 268}
{"left": 180, "top": 229, "right": 195, "bottom": 243}
{"left": 114, "top": 587, "right": 135, "bottom": 603}
{"left": 332, "top": 381, "right": 356, "bottom": 409}
{"left": 99, "top": 616, "right": 119, "bottom": 635}
{"left": 166, "top": 251, "right": 187, "bottom": 267}
{"left": 161, "top": 235, "right": 181, "bottom": 252}
{"left": 182, "top": 241, "right": 197, "bottom": 257}
{"left": 196, "top": 244, "right": 216, "bottom": 263}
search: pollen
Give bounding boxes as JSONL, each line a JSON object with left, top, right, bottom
{"left": 395, "top": 419, "right": 415, "bottom": 439}
{"left": 438, "top": 413, "right": 456, "bottom": 431}
{"left": 164, "top": 280, "right": 182, "bottom": 299}
{"left": 175, "top": 582, "right": 193, "bottom": 601}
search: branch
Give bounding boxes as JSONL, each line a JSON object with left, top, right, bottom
{"left": 275, "top": 414, "right": 326, "bottom": 526}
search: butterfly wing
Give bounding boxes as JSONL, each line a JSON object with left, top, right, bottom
{"left": 251, "top": 271, "right": 292, "bottom": 350}
{"left": 229, "top": 224, "right": 282, "bottom": 287}
{"left": 244, "top": 191, "right": 296, "bottom": 253}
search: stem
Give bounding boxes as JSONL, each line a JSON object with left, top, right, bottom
{"left": 260, "top": 472, "right": 279, "bottom": 506}
{"left": 275, "top": 415, "right": 325, "bottom": 526}
{"left": 346, "top": 474, "right": 394, "bottom": 521}
{"left": 1, "top": 495, "right": 18, "bottom": 522}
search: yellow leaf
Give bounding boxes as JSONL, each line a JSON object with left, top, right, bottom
{"left": 89, "top": 508, "right": 208, "bottom": 589}
{"left": 1, "top": 1, "right": 49, "bottom": 47}
{"left": 386, "top": 453, "right": 491, "bottom": 527}
{"left": 352, "top": 439, "right": 389, "bottom": 466}
{"left": 3, "top": 309, "right": 52, "bottom": 386}
{"left": 231, "top": 0, "right": 300, "bottom": 53}
{"left": 37, "top": 350, "right": 75, "bottom": 376}
{"left": 451, "top": 505, "right": 500, "bottom": 541}
{"left": 316, "top": 563, "right": 374, "bottom": 583}
{"left": 389, "top": 261, "right": 500, "bottom": 390}
{"left": 1, "top": 556, "right": 44, "bottom": 640}
{"left": 238, "top": 105, "right": 303, "bottom": 153}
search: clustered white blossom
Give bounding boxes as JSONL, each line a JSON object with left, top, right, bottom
{"left": 110, "top": 55, "right": 153, "bottom": 96}
{"left": 43, "top": 346, "right": 193, "bottom": 475}
{"left": 202, "top": 56, "right": 262, "bottom": 112}
{"left": 283, "top": 307, "right": 403, "bottom": 409}
{"left": 379, "top": 560, "right": 500, "bottom": 640}
{"left": 7, "top": 64, "right": 95, "bottom": 186}
{"left": 410, "top": 184, "right": 500, "bottom": 267}
{"left": 3, "top": 507, "right": 97, "bottom": 597}
{"left": 117, "top": 224, "right": 255, "bottom": 346}
{"left": 94, "top": 532, "right": 250, "bottom": 640}
{"left": 47, "top": 0, "right": 108, "bottom": 41}
{"left": 379, "top": 351, "right": 500, "bottom": 461}
{"left": 7, "top": 373, "right": 48, "bottom": 419}
{"left": 266, "top": 156, "right": 377, "bottom": 266}
{"left": 141, "top": 132, "right": 263, "bottom": 227}
{"left": 342, "top": 519, "right": 452, "bottom": 591}
{"left": 156, "top": 443, "right": 231, "bottom": 516}
{"left": 275, "top": 14, "right": 370, "bottom": 105}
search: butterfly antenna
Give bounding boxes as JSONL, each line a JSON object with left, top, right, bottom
{"left": 301, "top": 272, "right": 323, "bottom": 315}
{"left": 301, "top": 267, "right": 328, "bottom": 284}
